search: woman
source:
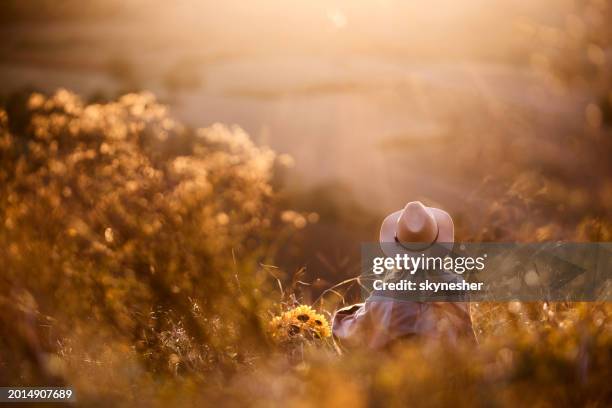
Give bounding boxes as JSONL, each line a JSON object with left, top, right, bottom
{"left": 332, "top": 201, "right": 476, "bottom": 349}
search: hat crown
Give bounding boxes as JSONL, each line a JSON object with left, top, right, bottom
{"left": 395, "top": 201, "right": 438, "bottom": 245}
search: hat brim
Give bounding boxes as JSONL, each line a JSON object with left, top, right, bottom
{"left": 379, "top": 207, "right": 454, "bottom": 257}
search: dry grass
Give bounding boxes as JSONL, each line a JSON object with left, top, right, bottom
{"left": 1, "top": 6, "right": 612, "bottom": 403}
{"left": 0, "top": 87, "right": 610, "bottom": 407}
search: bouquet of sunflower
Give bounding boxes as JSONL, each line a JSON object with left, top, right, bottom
{"left": 268, "top": 305, "right": 331, "bottom": 345}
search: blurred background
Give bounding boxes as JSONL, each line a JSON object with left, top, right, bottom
{"left": 0, "top": 2, "right": 604, "bottom": 200}
{"left": 0, "top": 1, "right": 611, "bottom": 405}
{"left": 2, "top": 0, "right": 610, "bottom": 278}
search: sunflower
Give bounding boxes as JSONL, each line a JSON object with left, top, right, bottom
{"left": 268, "top": 305, "right": 331, "bottom": 344}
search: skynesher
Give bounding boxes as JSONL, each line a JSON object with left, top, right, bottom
{"left": 373, "top": 279, "right": 484, "bottom": 292}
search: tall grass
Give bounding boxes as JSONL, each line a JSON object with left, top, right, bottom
{"left": 0, "top": 89, "right": 610, "bottom": 406}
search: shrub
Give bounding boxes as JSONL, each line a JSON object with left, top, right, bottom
{"left": 0, "top": 89, "right": 283, "bottom": 387}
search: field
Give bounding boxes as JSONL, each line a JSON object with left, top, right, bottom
{"left": 0, "top": 1, "right": 611, "bottom": 406}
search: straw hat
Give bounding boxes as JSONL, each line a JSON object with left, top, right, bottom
{"left": 379, "top": 201, "right": 454, "bottom": 256}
